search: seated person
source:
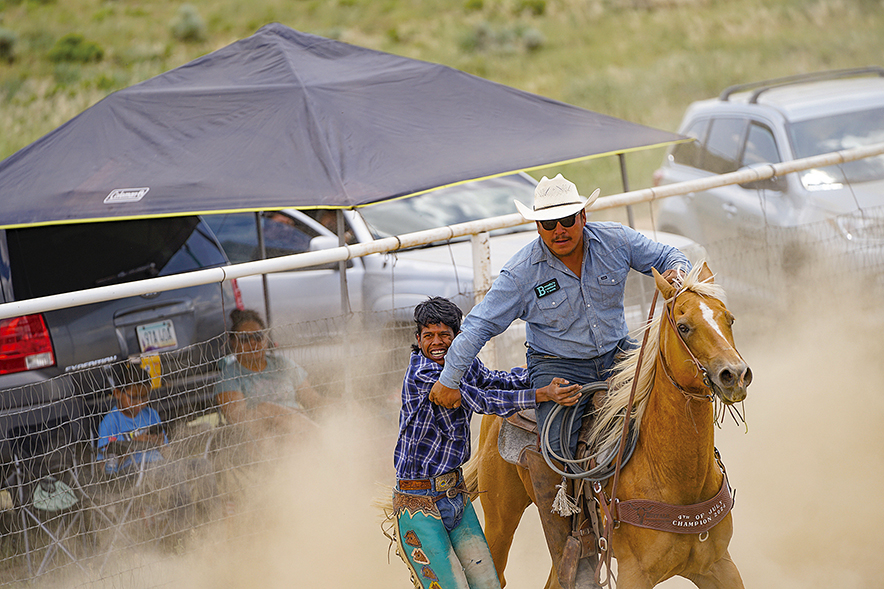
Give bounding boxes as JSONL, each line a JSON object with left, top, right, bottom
{"left": 98, "top": 361, "right": 167, "bottom": 474}
{"left": 214, "top": 308, "right": 323, "bottom": 439}
{"left": 98, "top": 360, "right": 214, "bottom": 528}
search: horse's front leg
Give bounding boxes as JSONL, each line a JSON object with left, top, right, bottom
{"left": 684, "top": 551, "right": 745, "bottom": 589}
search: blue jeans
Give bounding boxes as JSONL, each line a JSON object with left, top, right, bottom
{"left": 527, "top": 337, "right": 634, "bottom": 463}
{"left": 394, "top": 476, "right": 501, "bottom": 589}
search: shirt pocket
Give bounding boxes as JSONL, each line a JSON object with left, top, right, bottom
{"left": 596, "top": 268, "right": 628, "bottom": 290}
{"left": 533, "top": 288, "right": 572, "bottom": 330}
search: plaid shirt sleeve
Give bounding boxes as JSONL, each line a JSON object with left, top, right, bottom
{"left": 458, "top": 360, "right": 534, "bottom": 417}
{"left": 393, "top": 353, "right": 535, "bottom": 480}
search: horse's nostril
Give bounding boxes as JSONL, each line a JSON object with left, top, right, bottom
{"left": 719, "top": 369, "right": 735, "bottom": 386}
{"left": 743, "top": 367, "right": 753, "bottom": 386}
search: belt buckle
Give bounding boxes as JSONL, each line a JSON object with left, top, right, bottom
{"left": 434, "top": 471, "right": 458, "bottom": 492}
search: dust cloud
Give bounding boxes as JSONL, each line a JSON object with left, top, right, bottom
{"left": 49, "top": 263, "right": 884, "bottom": 589}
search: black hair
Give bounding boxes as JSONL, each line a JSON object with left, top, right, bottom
{"left": 230, "top": 308, "right": 266, "bottom": 332}
{"left": 411, "top": 296, "right": 463, "bottom": 353}
{"left": 109, "top": 360, "right": 152, "bottom": 391}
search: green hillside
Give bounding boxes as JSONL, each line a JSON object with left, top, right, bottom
{"left": 1, "top": 0, "right": 882, "bottom": 200}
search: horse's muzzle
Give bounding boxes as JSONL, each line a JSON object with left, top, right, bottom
{"left": 710, "top": 360, "right": 752, "bottom": 404}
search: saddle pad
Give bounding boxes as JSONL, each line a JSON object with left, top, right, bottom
{"left": 498, "top": 417, "right": 536, "bottom": 466}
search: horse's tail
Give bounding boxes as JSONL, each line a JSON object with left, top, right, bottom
{"left": 373, "top": 483, "right": 396, "bottom": 521}
{"left": 462, "top": 456, "right": 480, "bottom": 502}
{"left": 372, "top": 460, "right": 481, "bottom": 520}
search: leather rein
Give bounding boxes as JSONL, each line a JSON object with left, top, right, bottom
{"left": 591, "top": 284, "right": 735, "bottom": 587}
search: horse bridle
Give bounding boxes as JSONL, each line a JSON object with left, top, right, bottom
{"left": 658, "top": 287, "right": 716, "bottom": 403}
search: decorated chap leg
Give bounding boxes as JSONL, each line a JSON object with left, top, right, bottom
{"left": 393, "top": 490, "right": 471, "bottom": 589}
{"left": 449, "top": 498, "right": 502, "bottom": 589}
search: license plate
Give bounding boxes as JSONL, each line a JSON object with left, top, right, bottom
{"left": 136, "top": 320, "right": 178, "bottom": 353}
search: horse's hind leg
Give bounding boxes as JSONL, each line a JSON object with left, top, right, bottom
{"left": 480, "top": 486, "right": 530, "bottom": 588}
{"left": 478, "top": 418, "right": 532, "bottom": 587}
{"left": 684, "top": 552, "right": 745, "bottom": 589}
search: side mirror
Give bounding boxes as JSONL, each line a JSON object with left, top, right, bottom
{"left": 739, "top": 164, "right": 786, "bottom": 192}
{"left": 309, "top": 235, "right": 341, "bottom": 251}
{"left": 740, "top": 175, "right": 786, "bottom": 192}
{"left": 308, "top": 235, "right": 353, "bottom": 270}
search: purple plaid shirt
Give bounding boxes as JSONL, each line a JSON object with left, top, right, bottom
{"left": 394, "top": 351, "right": 535, "bottom": 481}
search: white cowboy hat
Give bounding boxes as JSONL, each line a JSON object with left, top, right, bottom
{"left": 514, "top": 174, "right": 600, "bottom": 221}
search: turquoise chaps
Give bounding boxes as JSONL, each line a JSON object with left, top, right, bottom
{"left": 393, "top": 482, "right": 501, "bottom": 589}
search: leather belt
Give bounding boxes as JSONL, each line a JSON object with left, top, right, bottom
{"left": 398, "top": 468, "right": 461, "bottom": 493}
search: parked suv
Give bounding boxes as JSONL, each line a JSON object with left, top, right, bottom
{"left": 0, "top": 217, "right": 236, "bottom": 461}
{"left": 653, "top": 67, "right": 884, "bottom": 304}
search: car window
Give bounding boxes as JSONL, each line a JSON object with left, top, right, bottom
{"left": 303, "top": 209, "right": 357, "bottom": 244}
{"left": 742, "top": 123, "right": 781, "bottom": 166}
{"left": 701, "top": 118, "right": 747, "bottom": 174}
{"left": 670, "top": 119, "right": 709, "bottom": 168}
{"left": 203, "top": 212, "right": 322, "bottom": 264}
{"left": 359, "top": 174, "right": 536, "bottom": 240}
{"left": 790, "top": 105, "right": 884, "bottom": 185}
{"left": 6, "top": 217, "right": 227, "bottom": 300}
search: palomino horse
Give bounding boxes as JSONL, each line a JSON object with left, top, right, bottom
{"left": 475, "top": 262, "right": 751, "bottom": 588}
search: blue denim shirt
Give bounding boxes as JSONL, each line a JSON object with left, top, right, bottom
{"left": 439, "top": 223, "right": 690, "bottom": 388}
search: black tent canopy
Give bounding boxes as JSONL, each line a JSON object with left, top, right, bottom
{"left": 0, "top": 23, "right": 683, "bottom": 229}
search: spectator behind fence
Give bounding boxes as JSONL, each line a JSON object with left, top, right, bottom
{"left": 98, "top": 361, "right": 166, "bottom": 474}
{"left": 98, "top": 360, "right": 215, "bottom": 529}
{"left": 214, "top": 309, "right": 323, "bottom": 439}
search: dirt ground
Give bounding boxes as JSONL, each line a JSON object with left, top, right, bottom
{"left": 35, "top": 263, "right": 884, "bottom": 589}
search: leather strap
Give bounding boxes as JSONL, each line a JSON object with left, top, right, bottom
{"left": 616, "top": 470, "right": 734, "bottom": 534}
{"left": 398, "top": 479, "right": 432, "bottom": 491}
{"left": 397, "top": 468, "right": 461, "bottom": 492}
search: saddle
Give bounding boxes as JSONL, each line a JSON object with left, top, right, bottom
{"left": 499, "top": 384, "right": 609, "bottom": 468}
{"left": 498, "top": 410, "right": 538, "bottom": 468}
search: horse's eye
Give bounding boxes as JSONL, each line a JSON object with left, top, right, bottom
{"left": 677, "top": 323, "right": 690, "bottom": 335}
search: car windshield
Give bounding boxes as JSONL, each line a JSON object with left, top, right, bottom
{"left": 790, "top": 106, "right": 884, "bottom": 190}
{"left": 359, "top": 174, "right": 536, "bottom": 240}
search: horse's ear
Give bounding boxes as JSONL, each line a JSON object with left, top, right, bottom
{"left": 698, "top": 262, "right": 714, "bottom": 283}
{"left": 652, "top": 267, "right": 676, "bottom": 299}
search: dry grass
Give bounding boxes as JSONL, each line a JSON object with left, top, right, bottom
{"left": 1, "top": 0, "right": 882, "bottom": 190}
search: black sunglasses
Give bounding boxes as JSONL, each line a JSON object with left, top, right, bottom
{"left": 539, "top": 212, "right": 581, "bottom": 231}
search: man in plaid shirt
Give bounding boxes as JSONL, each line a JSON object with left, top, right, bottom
{"left": 392, "top": 296, "right": 580, "bottom": 589}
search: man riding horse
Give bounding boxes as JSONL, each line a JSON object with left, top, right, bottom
{"left": 430, "top": 174, "right": 689, "bottom": 589}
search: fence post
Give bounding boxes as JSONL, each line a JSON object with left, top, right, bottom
{"left": 471, "top": 231, "right": 498, "bottom": 368}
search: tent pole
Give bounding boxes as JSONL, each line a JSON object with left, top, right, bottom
{"left": 618, "top": 153, "right": 635, "bottom": 229}
{"left": 336, "top": 209, "right": 354, "bottom": 400}
{"left": 255, "top": 212, "right": 272, "bottom": 325}
{"left": 618, "top": 155, "right": 650, "bottom": 317}
{"left": 336, "top": 210, "right": 351, "bottom": 315}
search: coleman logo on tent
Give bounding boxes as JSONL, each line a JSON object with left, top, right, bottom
{"left": 104, "top": 187, "right": 149, "bottom": 204}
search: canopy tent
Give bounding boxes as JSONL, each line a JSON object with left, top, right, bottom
{"left": 0, "top": 23, "right": 683, "bottom": 230}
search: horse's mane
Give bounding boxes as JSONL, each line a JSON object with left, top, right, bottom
{"left": 587, "top": 262, "right": 726, "bottom": 451}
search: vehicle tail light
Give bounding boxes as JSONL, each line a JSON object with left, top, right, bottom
{"left": 0, "top": 314, "right": 56, "bottom": 375}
